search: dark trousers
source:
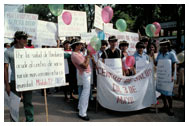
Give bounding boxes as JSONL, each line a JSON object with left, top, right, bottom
{"left": 10, "top": 81, "right": 34, "bottom": 122}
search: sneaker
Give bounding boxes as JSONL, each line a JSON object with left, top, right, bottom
{"left": 78, "top": 114, "right": 90, "bottom": 121}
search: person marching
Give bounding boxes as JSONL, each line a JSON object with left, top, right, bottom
{"left": 119, "top": 40, "right": 134, "bottom": 76}
{"left": 4, "top": 31, "right": 34, "bottom": 122}
{"left": 70, "top": 40, "right": 94, "bottom": 121}
{"left": 101, "top": 35, "right": 121, "bottom": 60}
{"left": 133, "top": 41, "right": 149, "bottom": 74}
{"left": 156, "top": 39, "right": 178, "bottom": 116}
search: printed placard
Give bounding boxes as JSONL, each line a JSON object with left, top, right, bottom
{"left": 14, "top": 48, "right": 66, "bottom": 91}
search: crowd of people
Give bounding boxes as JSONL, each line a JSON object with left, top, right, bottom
{"left": 4, "top": 31, "right": 185, "bottom": 121}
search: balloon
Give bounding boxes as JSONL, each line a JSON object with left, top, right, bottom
{"left": 125, "top": 56, "right": 135, "bottom": 68}
{"left": 101, "top": 6, "right": 113, "bottom": 23}
{"left": 153, "top": 22, "right": 161, "bottom": 35}
{"left": 98, "top": 31, "right": 105, "bottom": 40}
{"left": 90, "top": 36, "right": 101, "bottom": 51}
{"left": 62, "top": 11, "right": 72, "bottom": 25}
{"left": 145, "top": 24, "right": 156, "bottom": 37}
{"left": 116, "top": 19, "right": 127, "bottom": 32}
{"left": 87, "top": 44, "right": 96, "bottom": 55}
{"left": 177, "top": 52, "right": 184, "bottom": 63}
{"left": 48, "top": 4, "right": 64, "bottom": 16}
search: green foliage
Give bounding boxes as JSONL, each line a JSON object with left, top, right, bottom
{"left": 24, "top": 4, "right": 184, "bottom": 33}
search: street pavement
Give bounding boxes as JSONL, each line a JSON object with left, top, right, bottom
{"left": 4, "top": 84, "right": 185, "bottom": 122}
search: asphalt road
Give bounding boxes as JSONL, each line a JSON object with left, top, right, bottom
{"left": 4, "top": 85, "right": 185, "bottom": 122}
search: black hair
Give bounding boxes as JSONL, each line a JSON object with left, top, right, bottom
{"left": 147, "top": 42, "right": 157, "bottom": 54}
{"left": 119, "top": 41, "right": 129, "bottom": 49}
{"left": 101, "top": 40, "right": 108, "bottom": 46}
{"left": 136, "top": 42, "right": 145, "bottom": 49}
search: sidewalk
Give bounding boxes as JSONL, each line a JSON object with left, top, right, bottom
{"left": 4, "top": 85, "right": 185, "bottom": 122}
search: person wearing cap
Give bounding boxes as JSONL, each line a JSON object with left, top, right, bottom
{"left": 133, "top": 41, "right": 149, "bottom": 64}
{"left": 70, "top": 40, "right": 93, "bottom": 121}
{"left": 4, "top": 31, "right": 34, "bottom": 121}
{"left": 156, "top": 39, "right": 178, "bottom": 116}
{"left": 101, "top": 36, "right": 121, "bottom": 61}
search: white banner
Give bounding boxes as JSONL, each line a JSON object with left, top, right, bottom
{"left": 156, "top": 59, "right": 174, "bottom": 96}
{"left": 14, "top": 48, "right": 66, "bottom": 91}
{"left": 103, "top": 29, "right": 139, "bottom": 55}
{"left": 105, "top": 58, "right": 123, "bottom": 76}
{"left": 4, "top": 12, "right": 38, "bottom": 40}
{"left": 58, "top": 10, "right": 87, "bottom": 37}
{"left": 94, "top": 5, "right": 104, "bottom": 30}
{"left": 136, "top": 60, "right": 149, "bottom": 73}
{"left": 4, "top": 91, "right": 21, "bottom": 122}
{"left": 35, "top": 20, "right": 58, "bottom": 47}
{"left": 97, "top": 60, "right": 156, "bottom": 111}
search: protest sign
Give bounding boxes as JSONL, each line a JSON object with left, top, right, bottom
{"left": 4, "top": 12, "right": 38, "bottom": 40}
{"left": 105, "top": 58, "right": 123, "bottom": 76}
{"left": 58, "top": 10, "right": 87, "bottom": 37}
{"left": 97, "top": 60, "right": 156, "bottom": 111}
{"left": 94, "top": 5, "right": 104, "bottom": 30}
{"left": 4, "top": 91, "right": 21, "bottom": 122}
{"left": 136, "top": 60, "right": 149, "bottom": 73}
{"left": 35, "top": 20, "right": 58, "bottom": 47}
{"left": 64, "top": 59, "right": 69, "bottom": 74}
{"left": 156, "top": 59, "right": 174, "bottom": 96}
{"left": 14, "top": 48, "right": 66, "bottom": 91}
{"left": 103, "top": 23, "right": 113, "bottom": 31}
{"left": 80, "top": 32, "right": 97, "bottom": 44}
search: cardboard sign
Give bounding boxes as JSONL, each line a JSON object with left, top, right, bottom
{"left": 97, "top": 60, "right": 156, "bottom": 111}
{"left": 58, "top": 10, "right": 87, "bottom": 37}
{"left": 105, "top": 58, "right": 123, "bottom": 76}
{"left": 35, "top": 20, "right": 58, "bottom": 47}
{"left": 156, "top": 59, "right": 174, "bottom": 96}
{"left": 14, "top": 48, "right": 66, "bottom": 91}
{"left": 4, "top": 12, "right": 38, "bottom": 40}
{"left": 94, "top": 5, "right": 104, "bottom": 30}
{"left": 80, "top": 32, "right": 97, "bottom": 44}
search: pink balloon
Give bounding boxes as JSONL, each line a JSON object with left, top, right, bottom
{"left": 101, "top": 6, "right": 113, "bottom": 23}
{"left": 125, "top": 56, "right": 135, "bottom": 68}
{"left": 62, "top": 11, "right": 72, "bottom": 25}
{"left": 87, "top": 44, "right": 96, "bottom": 55}
{"left": 153, "top": 22, "right": 161, "bottom": 35}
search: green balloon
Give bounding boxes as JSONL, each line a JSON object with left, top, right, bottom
{"left": 48, "top": 4, "right": 64, "bottom": 16}
{"left": 90, "top": 36, "right": 101, "bottom": 51}
{"left": 116, "top": 19, "right": 127, "bottom": 32}
{"left": 145, "top": 24, "right": 156, "bottom": 37}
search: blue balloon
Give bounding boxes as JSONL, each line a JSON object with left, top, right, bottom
{"left": 98, "top": 31, "right": 105, "bottom": 40}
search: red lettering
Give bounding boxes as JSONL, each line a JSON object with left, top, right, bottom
{"left": 128, "top": 86, "right": 137, "bottom": 93}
